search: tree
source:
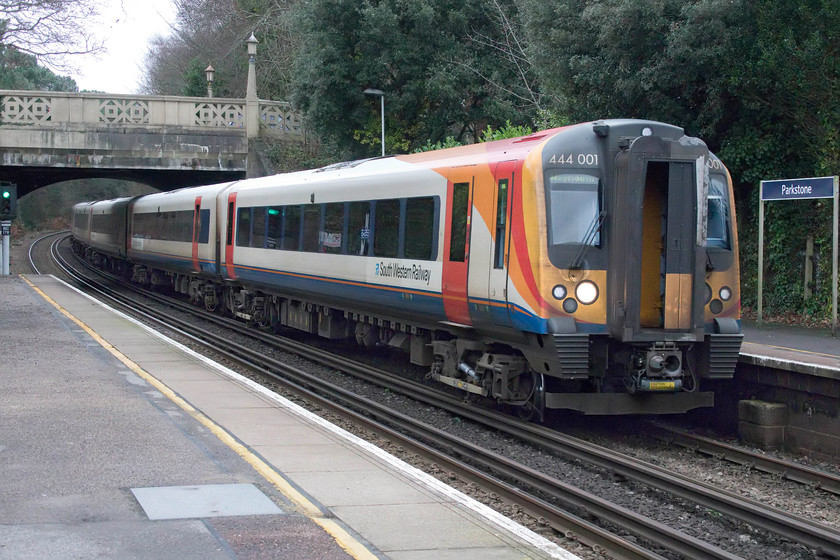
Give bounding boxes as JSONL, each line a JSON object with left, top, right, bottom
{"left": 0, "top": 45, "right": 78, "bottom": 90}
{"left": 0, "top": 0, "right": 104, "bottom": 70}
{"left": 140, "top": 0, "right": 299, "bottom": 100}
{"left": 290, "top": 0, "right": 541, "bottom": 157}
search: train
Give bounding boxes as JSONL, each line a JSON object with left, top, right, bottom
{"left": 71, "top": 119, "right": 743, "bottom": 420}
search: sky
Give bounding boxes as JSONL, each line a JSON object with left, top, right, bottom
{"left": 70, "top": 0, "right": 177, "bottom": 94}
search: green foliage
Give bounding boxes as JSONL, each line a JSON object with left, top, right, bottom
{"left": 479, "top": 120, "right": 532, "bottom": 142}
{"left": 181, "top": 58, "right": 232, "bottom": 98}
{"left": 0, "top": 46, "right": 78, "bottom": 92}
{"left": 414, "top": 136, "right": 463, "bottom": 153}
{"left": 290, "top": 0, "right": 540, "bottom": 157}
{"left": 259, "top": 137, "right": 344, "bottom": 173}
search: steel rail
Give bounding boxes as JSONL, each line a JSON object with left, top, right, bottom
{"left": 27, "top": 230, "right": 67, "bottom": 274}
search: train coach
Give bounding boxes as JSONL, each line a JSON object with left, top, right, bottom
{"left": 72, "top": 119, "right": 742, "bottom": 420}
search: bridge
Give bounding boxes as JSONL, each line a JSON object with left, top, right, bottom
{"left": 0, "top": 90, "right": 304, "bottom": 197}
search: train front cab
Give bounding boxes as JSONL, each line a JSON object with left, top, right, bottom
{"left": 543, "top": 120, "right": 743, "bottom": 415}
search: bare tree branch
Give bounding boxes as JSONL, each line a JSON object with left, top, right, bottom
{"left": 0, "top": 0, "right": 105, "bottom": 70}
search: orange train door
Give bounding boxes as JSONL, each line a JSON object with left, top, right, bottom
{"left": 441, "top": 176, "right": 474, "bottom": 325}
{"left": 191, "top": 196, "right": 202, "bottom": 273}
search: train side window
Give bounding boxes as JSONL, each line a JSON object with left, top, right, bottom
{"left": 405, "top": 197, "right": 435, "bottom": 260}
{"left": 547, "top": 173, "right": 600, "bottom": 246}
{"left": 267, "top": 207, "right": 282, "bottom": 249}
{"left": 282, "top": 205, "right": 301, "bottom": 251}
{"left": 302, "top": 204, "right": 321, "bottom": 252}
{"left": 449, "top": 182, "right": 470, "bottom": 262}
{"left": 348, "top": 201, "right": 371, "bottom": 256}
{"left": 374, "top": 199, "right": 400, "bottom": 258}
{"left": 252, "top": 207, "right": 267, "bottom": 248}
{"left": 322, "top": 203, "right": 345, "bottom": 254}
{"left": 706, "top": 175, "right": 730, "bottom": 249}
{"left": 198, "top": 209, "right": 210, "bottom": 244}
{"left": 236, "top": 207, "right": 252, "bottom": 247}
{"left": 494, "top": 179, "right": 508, "bottom": 268}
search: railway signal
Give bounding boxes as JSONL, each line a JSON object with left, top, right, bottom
{"left": 0, "top": 183, "right": 16, "bottom": 220}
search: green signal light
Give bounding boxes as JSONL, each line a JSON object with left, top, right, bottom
{"left": 1, "top": 191, "right": 9, "bottom": 199}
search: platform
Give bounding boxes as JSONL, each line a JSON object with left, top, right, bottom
{"left": 0, "top": 274, "right": 578, "bottom": 560}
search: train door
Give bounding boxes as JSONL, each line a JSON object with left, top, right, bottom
{"left": 191, "top": 196, "right": 202, "bottom": 273}
{"left": 441, "top": 174, "right": 474, "bottom": 325}
{"left": 610, "top": 137, "right": 706, "bottom": 339}
{"left": 224, "top": 192, "right": 237, "bottom": 279}
{"left": 481, "top": 160, "right": 515, "bottom": 327}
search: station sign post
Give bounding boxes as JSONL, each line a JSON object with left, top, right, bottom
{"left": 758, "top": 176, "right": 839, "bottom": 336}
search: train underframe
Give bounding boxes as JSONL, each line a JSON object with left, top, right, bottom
{"left": 74, "top": 245, "right": 739, "bottom": 419}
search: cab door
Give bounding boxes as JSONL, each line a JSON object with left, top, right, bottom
{"left": 441, "top": 175, "right": 474, "bottom": 325}
{"left": 488, "top": 160, "right": 515, "bottom": 327}
{"left": 191, "top": 196, "right": 202, "bottom": 273}
{"left": 468, "top": 160, "right": 515, "bottom": 328}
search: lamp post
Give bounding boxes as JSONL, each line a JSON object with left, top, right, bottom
{"left": 246, "top": 33, "right": 259, "bottom": 138}
{"left": 363, "top": 88, "right": 385, "bottom": 157}
{"left": 205, "top": 65, "right": 215, "bottom": 98}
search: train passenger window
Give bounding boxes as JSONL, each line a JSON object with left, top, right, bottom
{"left": 405, "top": 197, "right": 435, "bottom": 260}
{"left": 374, "top": 199, "right": 400, "bottom": 258}
{"left": 348, "top": 201, "right": 371, "bottom": 256}
{"left": 303, "top": 204, "right": 321, "bottom": 252}
{"left": 706, "top": 175, "right": 730, "bottom": 249}
{"left": 282, "top": 205, "right": 301, "bottom": 250}
{"left": 198, "top": 209, "right": 210, "bottom": 244}
{"left": 321, "top": 203, "right": 345, "bottom": 254}
{"left": 547, "top": 173, "right": 600, "bottom": 245}
{"left": 236, "top": 207, "right": 251, "bottom": 247}
{"left": 252, "top": 207, "right": 267, "bottom": 248}
{"left": 494, "top": 179, "right": 508, "bottom": 268}
{"left": 267, "top": 207, "right": 282, "bottom": 249}
{"left": 449, "top": 182, "right": 470, "bottom": 262}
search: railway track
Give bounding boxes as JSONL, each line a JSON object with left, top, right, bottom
{"left": 646, "top": 422, "right": 840, "bottom": 496}
{"left": 47, "top": 235, "right": 840, "bottom": 560}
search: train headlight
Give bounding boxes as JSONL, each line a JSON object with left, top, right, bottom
{"left": 719, "top": 286, "right": 732, "bottom": 301}
{"left": 552, "top": 284, "right": 567, "bottom": 300}
{"left": 575, "top": 281, "right": 599, "bottom": 305}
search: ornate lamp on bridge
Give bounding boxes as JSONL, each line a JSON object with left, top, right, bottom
{"left": 205, "top": 65, "right": 215, "bottom": 98}
{"left": 246, "top": 33, "right": 259, "bottom": 138}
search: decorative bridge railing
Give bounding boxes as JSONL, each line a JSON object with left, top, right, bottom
{"left": 0, "top": 91, "right": 303, "bottom": 138}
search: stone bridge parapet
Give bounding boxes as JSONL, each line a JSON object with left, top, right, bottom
{"left": 0, "top": 90, "right": 303, "bottom": 195}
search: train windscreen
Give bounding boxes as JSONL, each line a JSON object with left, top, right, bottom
{"left": 547, "top": 173, "right": 601, "bottom": 246}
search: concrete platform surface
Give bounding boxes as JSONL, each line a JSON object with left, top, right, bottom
{"left": 0, "top": 275, "right": 578, "bottom": 560}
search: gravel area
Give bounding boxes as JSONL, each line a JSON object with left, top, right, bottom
{"left": 26, "top": 236, "right": 840, "bottom": 560}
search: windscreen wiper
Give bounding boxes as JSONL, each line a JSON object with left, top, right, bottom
{"left": 570, "top": 210, "right": 606, "bottom": 270}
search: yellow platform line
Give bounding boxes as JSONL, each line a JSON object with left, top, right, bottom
{"left": 22, "top": 276, "right": 378, "bottom": 560}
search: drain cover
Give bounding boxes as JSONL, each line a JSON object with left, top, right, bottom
{"left": 131, "top": 483, "right": 284, "bottom": 520}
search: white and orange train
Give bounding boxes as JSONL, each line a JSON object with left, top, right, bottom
{"left": 72, "top": 119, "right": 742, "bottom": 419}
